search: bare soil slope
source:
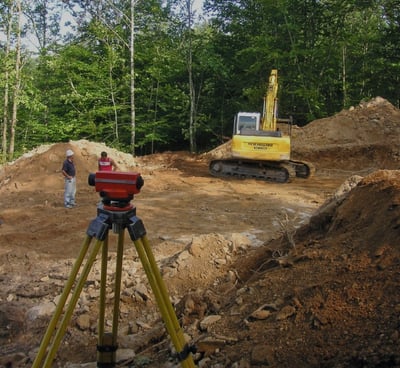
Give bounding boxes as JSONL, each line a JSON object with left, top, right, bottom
{"left": 0, "top": 97, "right": 400, "bottom": 367}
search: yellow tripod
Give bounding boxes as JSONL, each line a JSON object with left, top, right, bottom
{"left": 32, "top": 204, "right": 196, "bottom": 368}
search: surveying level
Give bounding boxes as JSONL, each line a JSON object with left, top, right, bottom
{"left": 32, "top": 171, "right": 196, "bottom": 368}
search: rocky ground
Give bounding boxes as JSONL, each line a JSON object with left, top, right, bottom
{"left": 0, "top": 97, "right": 400, "bottom": 367}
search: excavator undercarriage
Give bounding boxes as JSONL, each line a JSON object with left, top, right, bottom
{"left": 209, "top": 159, "right": 314, "bottom": 183}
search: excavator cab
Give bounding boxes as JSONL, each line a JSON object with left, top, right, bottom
{"left": 234, "top": 112, "right": 284, "bottom": 138}
{"left": 234, "top": 112, "right": 261, "bottom": 134}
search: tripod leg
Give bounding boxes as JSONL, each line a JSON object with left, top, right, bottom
{"left": 141, "top": 235, "right": 183, "bottom": 335}
{"left": 32, "top": 235, "right": 94, "bottom": 368}
{"left": 142, "top": 235, "right": 196, "bottom": 366}
{"left": 112, "top": 229, "right": 125, "bottom": 341}
{"left": 97, "top": 236, "right": 109, "bottom": 364}
{"left": 127, "top": 215, "right": 195, "bottom": 366}
{"left": 97, "top": 229, "right": 125, "bottom": 367}
{"left": 133, "top": 236, "right": 196, "bottom": 368}
{"left": 42, "top": 238, "right": 105, "bottom": 368}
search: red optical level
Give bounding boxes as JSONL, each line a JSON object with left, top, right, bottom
{"left": 88, "top": 171, "right": 144, "bottom": 201}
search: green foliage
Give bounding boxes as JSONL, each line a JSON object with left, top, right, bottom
{"left": 1, "top": 0, "right": 399, "bottom": 160}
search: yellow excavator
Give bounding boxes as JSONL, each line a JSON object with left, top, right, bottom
{"left": 209, "top": 69, "right": 313, "bottom": 183}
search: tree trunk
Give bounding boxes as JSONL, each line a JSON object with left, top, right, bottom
{"left": 130, "top": 0, "right": 136, "bottom": 156}
{"left": 9, "top": 0, "right": 23, "bottom": 160}
{"left": 342, "top": 45, "right": 347, "bottom": 108}
{"left": 187, "top": 0, "right": 196, "bottom": 153}
{"left": 108, "top": 47, "right": 119, "bottom": 141}
{"left": 1, "top": 4, "right": 13, "bottom": 163}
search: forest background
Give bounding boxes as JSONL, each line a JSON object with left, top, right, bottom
{"left": 0, "top": 0, "right": 399, "bottom": 162}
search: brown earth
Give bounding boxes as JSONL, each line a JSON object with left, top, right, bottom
{"left": 0, "top": 96, "right": 400, "bottom": 367}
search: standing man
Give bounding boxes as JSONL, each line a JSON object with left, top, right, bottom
{"left": 98, "top": 151, "right": 118, "bottom": 171}
{"left": 62, "top": 149, "right": 76, "bottom": 208}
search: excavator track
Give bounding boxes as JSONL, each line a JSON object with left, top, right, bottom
{"left": 209, "top": 159, "right": 293, "bottom": 183}
{"left": 290, "top": 160, "right": 315, "bottom": 179}
{"left": 209, "top": 159, "right": 314, "bottom": 184}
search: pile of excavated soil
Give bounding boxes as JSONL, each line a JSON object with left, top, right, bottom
{"left": 183, "top": 170, "right": 400, "bottom": 368}
{"left": 292, "top": 96, "right": 400, "bottom": 172}
{"left": 0, "top": 97, "right": 400, "bottom": 368}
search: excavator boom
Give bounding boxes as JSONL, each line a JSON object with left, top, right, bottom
{"left": 262, "top": 69, "right": 279, "bottom": 131}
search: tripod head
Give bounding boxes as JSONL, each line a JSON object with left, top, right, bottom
{"left": 88, "top": 171, "right": 144, "bottom": 209}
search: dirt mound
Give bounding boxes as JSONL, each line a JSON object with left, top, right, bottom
{"left": 0, "top": 140, "right": 140, "bottom": 195}
{"left": 295, "top": 97, "right": 400, "bottom": 146}
{"left": 292, "top": 97, "right": 400, "bottom": 171}
{"left": 218, "top": 169, "right": 400, "bottom": 367}
{"left": 308, "top": 170, "right": 400, "bottom": 250}
{"left": 1, "top": 98, "right": 400, "bottom": 367}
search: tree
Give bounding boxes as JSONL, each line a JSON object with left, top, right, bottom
{"left": 181, "top": 0, "right": 197, "bottom": 153}
{"left": 130, "top": 0, "right": 136, "bottom": 154}
{"left": 203, "top": 0, "right": 398, "bottom": 127}
{"left": 374, "top": 0, "right": 400, "bottom": 107}
{"left": 23, "top": 0, "right": 63, "bottom": 54}
{"left": 0, "top": 0, "right": 25, "bottom": 161}
{"left": 8, "top": 0, "right": 22, "bottom": 159}
{"left": 2, "top": 0, "right": 399, "bottom": 161}
{"left": 0, "top": 0, "right": 13, "bottom": 162}
{"left": 171, "top": 0, "right": 199, "bottom": 153}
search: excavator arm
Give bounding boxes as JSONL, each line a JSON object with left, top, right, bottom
{"left": 262, "top": 69, "right": 279, "bottom": 131}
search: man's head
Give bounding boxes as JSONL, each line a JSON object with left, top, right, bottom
{"left": 66, "top": 149, "right": 74, "bottom": 157}
{"left": 101, "top": 151, "right": 107, "bottom": 158}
